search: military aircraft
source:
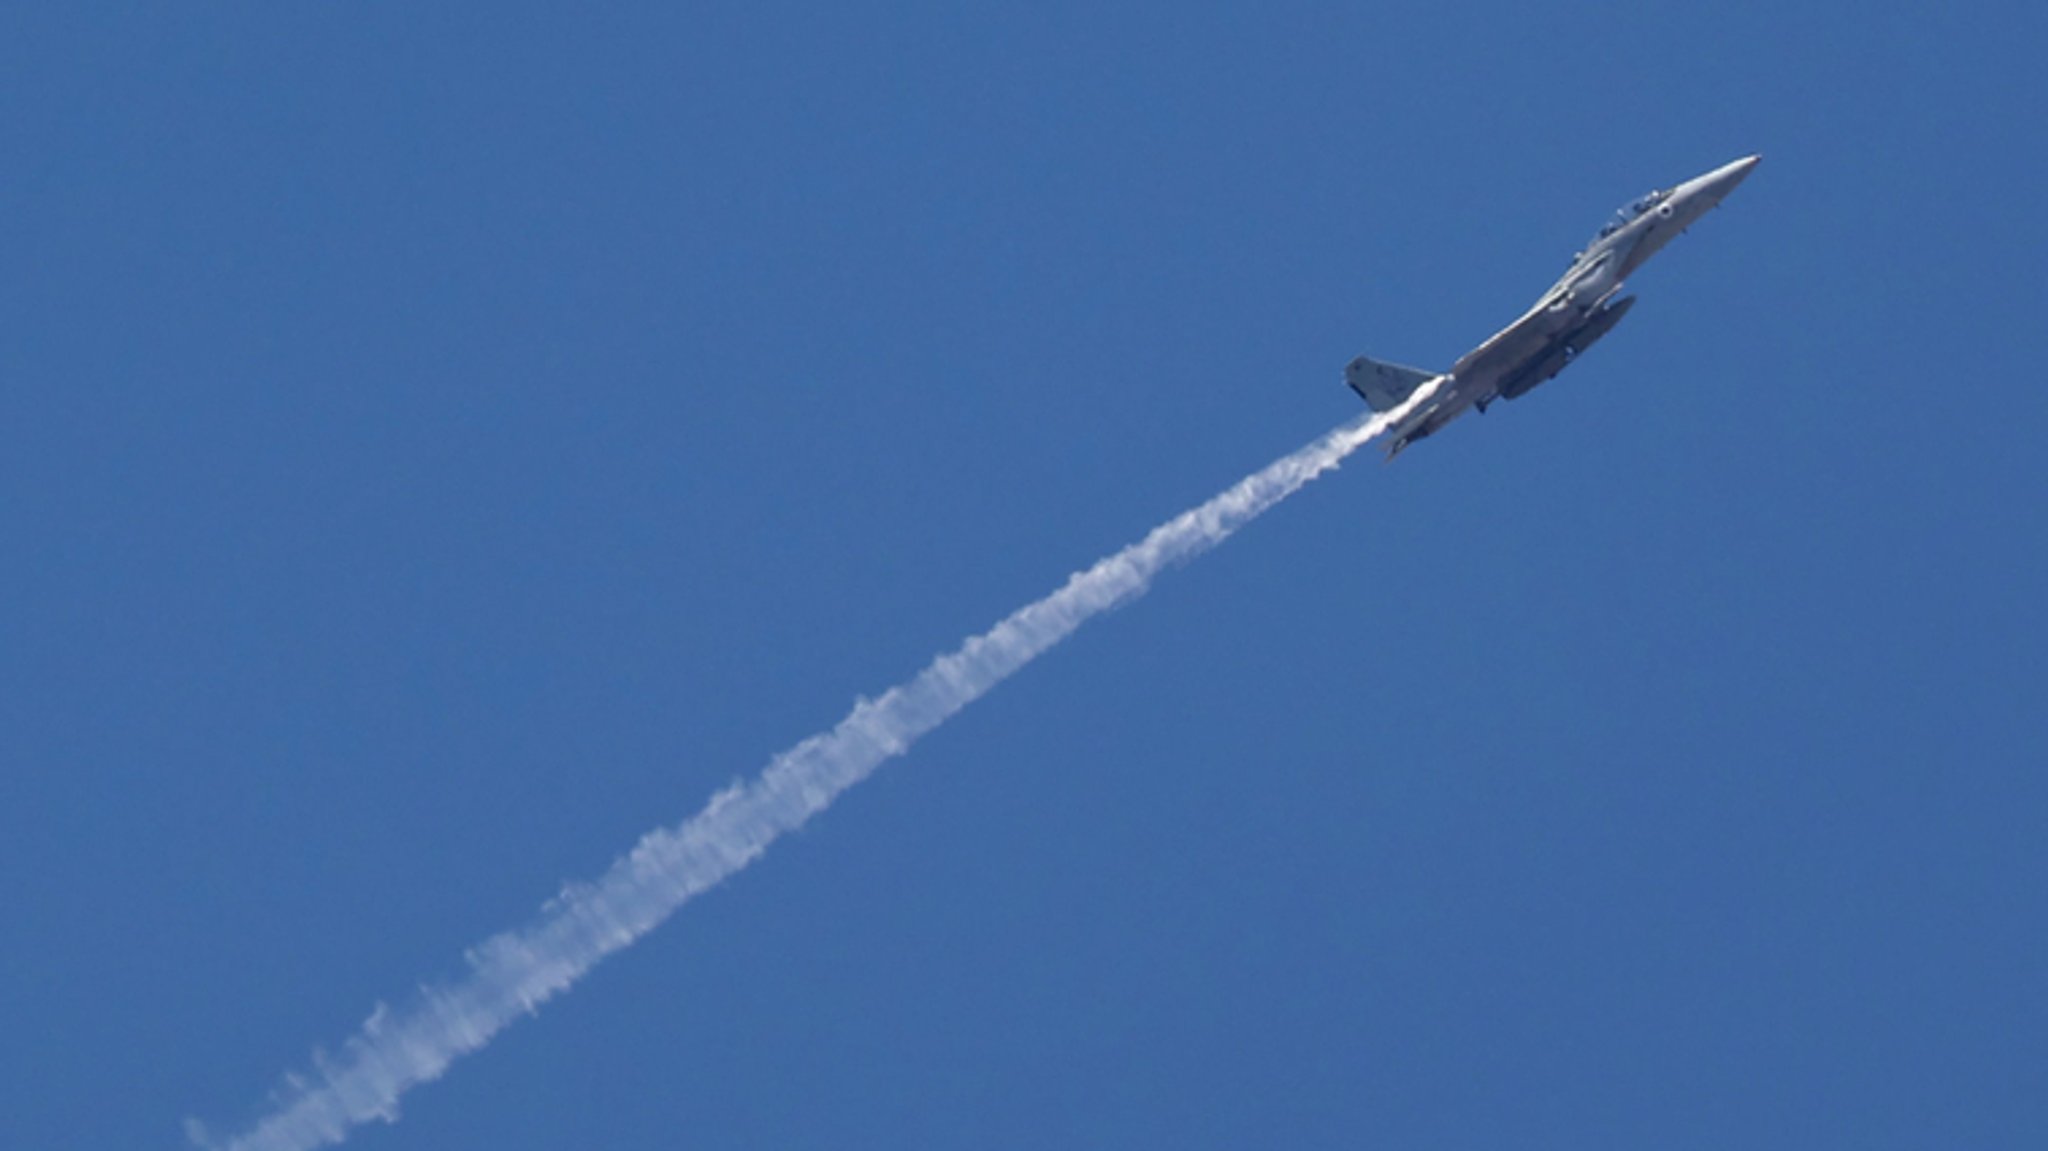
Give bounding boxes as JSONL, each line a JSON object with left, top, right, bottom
{"left": 1348, "top": 154, "right": 1760, "bottom": 458}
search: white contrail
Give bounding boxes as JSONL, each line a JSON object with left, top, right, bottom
{"left": 189, "top": 384, "right": 1434, "bottom": 1151}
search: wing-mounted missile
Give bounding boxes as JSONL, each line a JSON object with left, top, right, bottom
{"left": 1497, "top": 294, "right": 1637, "bottom": 402}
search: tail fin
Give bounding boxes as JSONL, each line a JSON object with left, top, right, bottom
{"left": 1345, "top": 355, "right": 1438, "bottom": 412}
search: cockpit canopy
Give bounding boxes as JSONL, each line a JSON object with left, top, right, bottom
{"left": 1589, "top": 188, "right": 1669, "bottom": 247}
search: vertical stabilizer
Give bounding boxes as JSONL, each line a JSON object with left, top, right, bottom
{"left": 1345, "top": 355, "right": 1439, "bottom": 412}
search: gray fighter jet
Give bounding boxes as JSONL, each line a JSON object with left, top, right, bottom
{"left": 1349, "top": 155, "right": 1760, "bottom": 458}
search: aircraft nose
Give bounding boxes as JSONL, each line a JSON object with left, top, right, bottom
{"left": 1720, "top": 153, "right": 1762, "bottom": 192}
{"left": 1674, "top": 153, "right": 1761, "bottom": 214}
{"left": 1701, "top": 154, "right": 1761, "bottom": 201}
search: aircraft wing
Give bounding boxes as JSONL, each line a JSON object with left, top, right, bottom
{"left": 1449, "top": 300, "right": 1554, "bottom": 387}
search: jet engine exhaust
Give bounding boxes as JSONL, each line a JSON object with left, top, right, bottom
{"left": 187, "top": 381, "right": 1440, "bottom": 1151}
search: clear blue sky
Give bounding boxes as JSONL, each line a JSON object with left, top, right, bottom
{"left": 5, "top": 4, "right": 2044, "bottom": 1148}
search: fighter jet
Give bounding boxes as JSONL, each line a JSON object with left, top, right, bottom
{"left": 1349, "top": 154, "right": 1760, "bottom": 458}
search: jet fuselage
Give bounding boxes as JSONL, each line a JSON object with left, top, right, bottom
{"left": 1361, "top": 154, "right": 1760, "bottom": 457}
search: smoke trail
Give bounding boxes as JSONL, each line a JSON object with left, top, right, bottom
{"left": 189, "top": 385, "right": 1435, "bottom": 1151}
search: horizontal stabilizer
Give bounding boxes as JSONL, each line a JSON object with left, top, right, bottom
{"left": 1345, "top": 355, "right": 1438, "bottom": 412}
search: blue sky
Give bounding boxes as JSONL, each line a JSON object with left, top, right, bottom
{"left": 4, "top": 3, "right": 2045, "bottom": 1148}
